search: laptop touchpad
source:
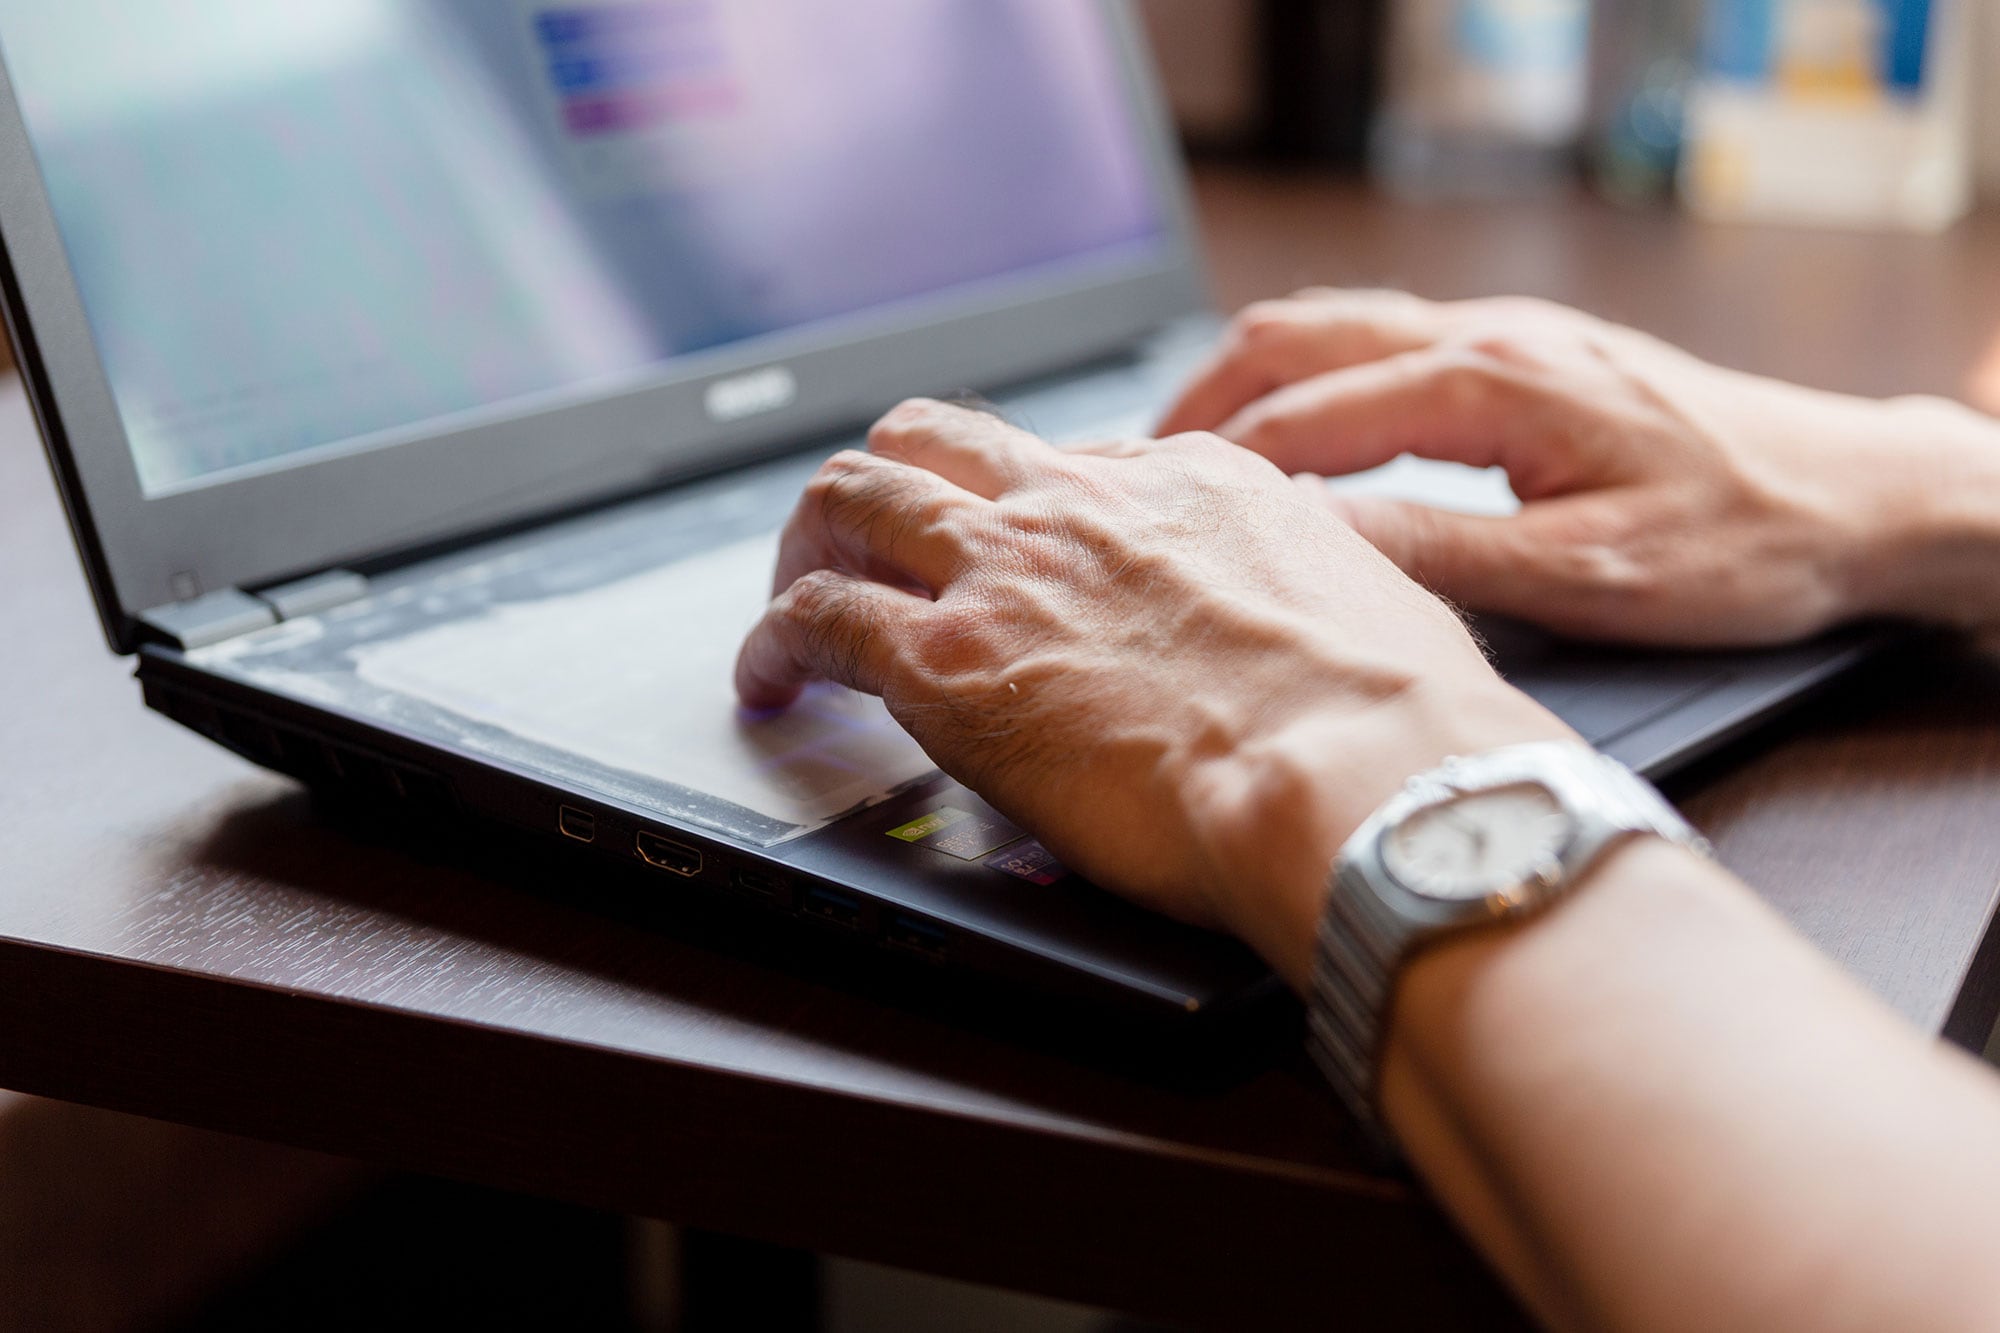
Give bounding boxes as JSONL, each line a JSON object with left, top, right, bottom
{"left": 351, "top": 534, "right": 937, "bottom": 838}
{"left": 192, "top": 528, "right": 940, "bottom": 848}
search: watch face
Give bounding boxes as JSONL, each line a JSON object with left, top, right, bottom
{"left": 1380, "top": 782, "right": 1576, "bottom": 902}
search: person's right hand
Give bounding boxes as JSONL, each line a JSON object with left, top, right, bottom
{"left": 1160, "top": 290, "right": 2000, "bottom": 646}
{"left": 734, "top": 400, "right": 1568, "bottom": 987}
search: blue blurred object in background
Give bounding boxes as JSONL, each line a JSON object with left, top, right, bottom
{"left": 1372, "top": 0, "right": 1593, "bottom": 199}
{"left": 1588, "top": 0, "right": 1703, "bottom": 203}
{"left": 1681, "top": 0, "right": 1971, "bottom": 229}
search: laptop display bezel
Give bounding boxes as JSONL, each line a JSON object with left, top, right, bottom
{"left": 0, "top": 0, "right": 1209, "bottom": 654}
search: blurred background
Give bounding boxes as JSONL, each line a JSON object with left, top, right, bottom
{"left": 1142, "top": 0, "right": 2000, "bottom": 224}
{"left": 9, "top": 1, "right": 2000, "bottom": 403}
{"left": 3, "top": 0, "right": 1997, "bottom": 368}
{"left": 6, "top": 3, "right": 2000, "bottom": 1331}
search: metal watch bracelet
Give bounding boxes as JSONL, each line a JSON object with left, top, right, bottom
{"left": 1305, "top": 742, "right": 1710, "bottom": 1155}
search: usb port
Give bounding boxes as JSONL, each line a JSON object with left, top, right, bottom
{"left": 731, "top": 866, "right": 787, "bottom": 901}
{"left": 557, "top": 805, "right": 597, "bottom": 843}
{"left": 634, "top": 831, "right": 702, "bottom": 876}
{"left": 800, "top": 887, "right": 863, "bottom": 930}
{"left": 883, "top": 912, "right": 948, "bottom": 963}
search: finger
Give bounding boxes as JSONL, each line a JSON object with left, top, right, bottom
{"left": 735, "top": 568, "right": 929, "bottom": 710}
{"left": 867, "top": 397, "right": 1063, "bottom": 499}
{"left": 1318, "top": 492, "right": 1595, "bottom": 625}
{"left": 1156, "top": 290, "right": 1444, "bottom": 436}
{"left": 1215, "top": 345, "right": 1563, "bottom": 488}
{"left": 771, "top": 449, "right": 981, "bottom": 597}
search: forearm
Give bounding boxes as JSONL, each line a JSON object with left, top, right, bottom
{"left": 1379, "top": 839, "right": 2000, "bottom": 1332}
{"left": 1849, "top": 396, "right": 2000, "bottom": 630}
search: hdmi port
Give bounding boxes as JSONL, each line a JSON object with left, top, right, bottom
{"left": 634, "top": 831, "right": 703, "bottom": 877}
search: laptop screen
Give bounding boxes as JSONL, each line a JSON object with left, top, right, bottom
{"left": 0, "top": 1, "right": 1166, "bottom": 496}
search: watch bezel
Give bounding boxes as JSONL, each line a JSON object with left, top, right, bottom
{"left": 1376, "top": 779, "right": 1581, "bottom": 905}
{"left": 1343, "top": 746, "right": 1663, "bottom": 939}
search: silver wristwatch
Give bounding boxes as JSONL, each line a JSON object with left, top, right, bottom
{"left": 1307, "top": 741, "right": 1709, "bottom": 1152}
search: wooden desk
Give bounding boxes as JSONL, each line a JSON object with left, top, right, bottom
{"left": 4, "top": 171, "right": 2000, "bottom": 1330}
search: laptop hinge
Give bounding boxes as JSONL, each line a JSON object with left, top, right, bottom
{"left": 139, "top": 588, "right": 277, "bottom": 651}
{"left": 139, "top": 569, "right": 370, "bottom": 651}
{"left": 255, "top": 569, "right": 370, "bottom": 620}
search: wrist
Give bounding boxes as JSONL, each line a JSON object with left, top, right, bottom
{"left": 1844, "top": 396, "right": 2000, "bottom": 629}
{"left": 1377, "top": 836, "right": 1745, "bottom": 1154}
{"left": 1189, "top": 672, "right": 1575, "bottom": 993}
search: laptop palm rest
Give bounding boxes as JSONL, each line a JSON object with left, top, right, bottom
{"left": 147, "top": 373, "right": 1888, "bottom": 1017}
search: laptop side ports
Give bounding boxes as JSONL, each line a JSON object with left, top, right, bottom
{"left": 800, "top": 887, "right": 863, "bottom": 930}
{"left": 557, "top": 805, "right": 597, "bottom": 843}
{"left": 883, "top": 912, "right": 948, "bottom": 964}
{"left": 634, "top": 831, "right": 703, "bottom": 877}
{"left": 731, "top": 866, "right": 788, "bottom": 902}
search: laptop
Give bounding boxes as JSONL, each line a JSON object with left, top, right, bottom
{"left": 0, "top": 1, "right": 1882, "bottom": 1026}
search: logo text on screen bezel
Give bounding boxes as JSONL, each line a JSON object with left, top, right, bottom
{"left": 703, "top": 366, "right": 798, "bottom": 423}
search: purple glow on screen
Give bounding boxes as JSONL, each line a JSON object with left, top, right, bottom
{"left": 0, "top": 0, "right": 1166, "bottom": 492}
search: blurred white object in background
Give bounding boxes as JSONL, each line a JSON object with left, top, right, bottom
{"left": 1373, "top": 0, "right": 1592, "bottom": 197}
{"left": 1682, "top": 0, "right": 1974, "bottom": 230}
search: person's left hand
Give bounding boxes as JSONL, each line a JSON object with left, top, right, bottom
{"left": 1155, "top": 288, "right": 2000, "bottom": 646}
{"left": 735, "top": 400, "right": 1568, "bottom": 986}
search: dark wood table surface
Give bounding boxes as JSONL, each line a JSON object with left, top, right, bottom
{"left": 6, "top": 168, "right": 2000, "bottom": 1330}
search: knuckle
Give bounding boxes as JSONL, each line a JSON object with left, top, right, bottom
{"left": 1154, "top": 429, "right": 1229, "bottom": 456}
{"left": 1222, "top": 406, "right": 1285, "bottom": 453}
{"left": 1428, "top": 346, "right": 1518, "bottom": 404}
{"left": 808, "top": 449, "right": 875, "bottom": 494}
{"left": 800, "top": 471, "right": 844, "bottom": 514}
{"left": 769, "top": 581, "right": 854, "bottom": 668}
{"left": 812, "top": 452, "right": 927, "bottom": 521}
{"left": 1136, "top": 434, "right": 1208, "bottom": 460}
{"left": 822, "top": 447, "right": 875, "bottom": 475}
{"left": 1309, "top": 287, "right": 1432, "bottom": 327}
{"left": 803, "top": 457, "right": 875, "bottom": 515}
{"left": 912, "top": 599, "right": 1003, "bottom": 679}
{"left": 1070, "top": 437, "right": 1146, "bottom": 461}
{"left": 1179, "top": 430, "right": 1248, "bottom": 462}
{"left": 915, "top": 509, "right": 982, "bottom": 570}
{"left": 775, "top": 567, "right": 851, "bottom": 624}
{"left": 877, "top": 397, "right": 938, "bottom": 432}
{"left": 1450, "top": 327, "right": 1547, "bottom": 370}
{"left": 1160, "top": 432, "right": 1263, "bottom": 484}
{"left": 1532, "top": 512, "right": 1664, "bottom": 600}
{"left": 1230, "top": 300, "right": 1304, "bottom": 350}
{"left": 1560, "top": 543, "right": 1657, "bottom": 597}
{"left": 866, "top": 398, "right": 947, "bottom": 454}
{"left": 915, "top": 598, "right": 976, "bottom": 653}
{"left": 1350, "top": 287, "right": 1430, "bottom": 314}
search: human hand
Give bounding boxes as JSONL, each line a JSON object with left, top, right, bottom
{"left": 735, "top": 400, "right": 1567, "bottom": 988}
{"left": 1161, "top": 290, "right": 2000, "bottom": 645}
